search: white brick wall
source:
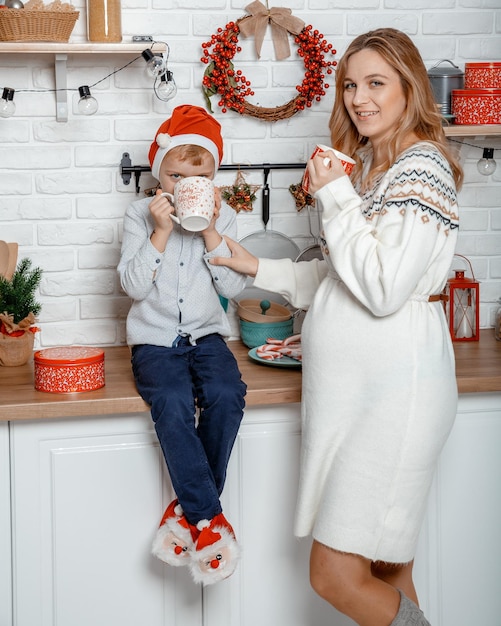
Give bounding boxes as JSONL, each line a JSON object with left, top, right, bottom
{"left": 0, "top": 0, "right": 500, "bottom": 347}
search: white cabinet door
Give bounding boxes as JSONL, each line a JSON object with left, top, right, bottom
{"left": 0, "top": 422, "right": 12, "bottom": 626}
{"left": 205, "top": 404, "right": 356, "bottom": 626}
{"left": 415, "top": 392, "right": 501, "bottom": 626}
{"left": 434, "top": 392, "right": 501, "bottom": 626}
{"left": 10, "top": 414, "right": 201, "bottom": 626}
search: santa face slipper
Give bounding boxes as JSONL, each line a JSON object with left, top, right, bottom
{"left": 189, "top": 513, "right": 240, "bottom": 585}
{"left": 151, "top": 500, "right": 198, "bottom": 567}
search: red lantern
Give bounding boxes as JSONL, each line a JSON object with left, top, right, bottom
{"left": 444, "top": 255, "right": 480, "bottom": 341}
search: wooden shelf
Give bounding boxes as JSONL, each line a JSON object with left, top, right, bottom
{"left": 0, "top": 41, "right": 166, "bottom": 122}
{"left": 444, "top": 125, "right": 501, "bottom": 137}
{"left": 0, "top": 42, "right": 160, "bottom": 54}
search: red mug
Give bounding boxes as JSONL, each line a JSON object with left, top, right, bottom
{"left": 302, "top": 144, "right": 355, "bottom": 192}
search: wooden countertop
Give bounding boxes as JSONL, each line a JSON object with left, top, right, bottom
{"left": 0, "top": 331, "right": 499, "bottom": 422}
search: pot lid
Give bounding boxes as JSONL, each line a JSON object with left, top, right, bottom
{"left": 428, "top": 59, "right": 464, "bottom": 77}
{"left": 237, "top": 229, "right": 300, "bottom": 305}
{"left": 465, "top": 62, "right": 501, "bottom": 69}
{"left": 34, "top": 346, "right": 104, "bottom": 365}
{"left": 237, "top": 298, "right": 291, "bottom": 323}
{"left": 452, "top": 88, "right": 501, "bottom": 95}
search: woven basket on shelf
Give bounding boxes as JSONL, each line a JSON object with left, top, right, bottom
{"left": 0, "top": 9, "right": 79, "bottom": 43}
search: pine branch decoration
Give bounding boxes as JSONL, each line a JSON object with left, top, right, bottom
{"left": 0, "top": 258, "right": 42, "bottom": 324}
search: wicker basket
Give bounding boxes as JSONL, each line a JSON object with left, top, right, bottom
{"left": 0, "top": 9, "right": 79, "bottom": 43}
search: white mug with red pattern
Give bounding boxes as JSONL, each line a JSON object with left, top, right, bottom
{"left": 162, "top": 176, "right": 215, "bottom": 232}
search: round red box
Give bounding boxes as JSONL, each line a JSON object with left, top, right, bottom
{"left": 451, "top": 88, "right": 501, "bottom": 125}
{"left": 464, "top": 62, "right": 501, "bottom": 89}
{"left": 34, "top": 346, "right": 105, "bottom": 393}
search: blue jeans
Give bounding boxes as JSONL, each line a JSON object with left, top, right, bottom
{"left": 131, "top": 335, "right": 246, "bottom": 524}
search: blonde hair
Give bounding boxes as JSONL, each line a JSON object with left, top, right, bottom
{"left": 329, "top": 28, "right": 463, "bottom": 190}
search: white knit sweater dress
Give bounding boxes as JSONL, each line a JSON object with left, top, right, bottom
{"left": 253, "top": 142, "right": 459, "bottom": 563}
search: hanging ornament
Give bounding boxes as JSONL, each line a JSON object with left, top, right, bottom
{"left": 219, "top": 170, "right": 261, "bottom": 213}
{"left": 289, "top": 182, "right": 315, "bottom": 211}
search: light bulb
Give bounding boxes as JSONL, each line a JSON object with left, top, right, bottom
{"left": 142, "top": 48, "right": 166, "bottom": 78}
{"left": 77, "top": 85, "right": 98, "bottom": 115}
{"left": 157, "top": 71, "right": 177, "bottom": 101}
{"left": 0, "top": 87, "right": 16, "bottom": 118}
{"left": 477, "top": 148, "right": 497, "bottom": 176}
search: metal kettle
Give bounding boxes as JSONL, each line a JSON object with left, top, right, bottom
{"left": 427, "top": 60, "right": 464, "bottom": 117}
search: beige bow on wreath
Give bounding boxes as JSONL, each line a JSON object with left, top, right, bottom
{"left": 239, "top": 0, "right": 305, "bottom": 60}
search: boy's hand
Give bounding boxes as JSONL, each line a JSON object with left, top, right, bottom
{"left": 149, "top": 189, "right": 174, "bottom": 252}
{"left": 202, "top": 186, "right": 222, "bottom": 233}
{"left": 149, "top": 188, "right": 175, "bottom": 233}
{"left": 201, "top": 187, "right": 222, "bottom": 251}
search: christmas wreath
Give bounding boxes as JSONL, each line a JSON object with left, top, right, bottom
{"left": 201, "top": 1, "right": 337, "bottom": 121}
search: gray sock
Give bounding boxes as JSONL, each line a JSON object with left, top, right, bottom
{"left": 389, "top": 590, "right": 431, "bottom": 626}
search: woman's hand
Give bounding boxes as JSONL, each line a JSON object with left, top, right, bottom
{"left": 306, "top": 149, "right": 347, "bottom": 195}
{"left": 209, "top": 236, "right": 259, "bottom": 278}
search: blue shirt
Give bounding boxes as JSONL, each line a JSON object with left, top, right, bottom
{"left": 118, "top": 197, "right": 246, "bottom": 347}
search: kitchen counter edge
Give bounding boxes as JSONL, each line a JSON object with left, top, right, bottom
{"left": 0, "top": 331, "right": 499, "bottom": 422}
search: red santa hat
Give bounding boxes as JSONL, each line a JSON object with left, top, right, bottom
{"left": 148, "top": 105, "right": 223, "bottom": 180}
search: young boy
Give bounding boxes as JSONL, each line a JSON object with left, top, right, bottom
{"left": 117, "top": 105, "right": 247, "bottom": 585}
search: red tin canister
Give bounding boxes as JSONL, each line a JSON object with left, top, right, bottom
{"left": 464, "top": 62, "right": 501, "bottom": 89}
{"left": 451, "top": 88, "right": 501, "bottom": 124}
{"left": 34, "top": 346, "right": 105, "bottom": 393}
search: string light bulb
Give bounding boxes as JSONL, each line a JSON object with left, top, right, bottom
{"left": 77, "top": 85, "right": 98, "bottom": 115}
{"left": 156, "top": 70, "right": 177, "bottom": 101}
{"left": 142, "top": 48, "right": 166, "bottom": 78}
{"left": 0, "top": 87, "right": 16, "bottom": 118}
{"left": 477, "top": 148, "right": 497, "bottom": 176}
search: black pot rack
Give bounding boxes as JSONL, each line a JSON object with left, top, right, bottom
{"left": 120, "top": 152, "right": 306, "bottom": 194}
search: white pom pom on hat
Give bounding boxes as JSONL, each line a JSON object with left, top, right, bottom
{"left": 156, "top": 133, "right": 172, "bottom": 149}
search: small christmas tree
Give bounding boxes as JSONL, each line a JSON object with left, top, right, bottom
{"left": 0, "top": 258, "right": 42, "bottom": 366}
{"left": 0, "top": 257, "right": 42, "bottom": 324}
